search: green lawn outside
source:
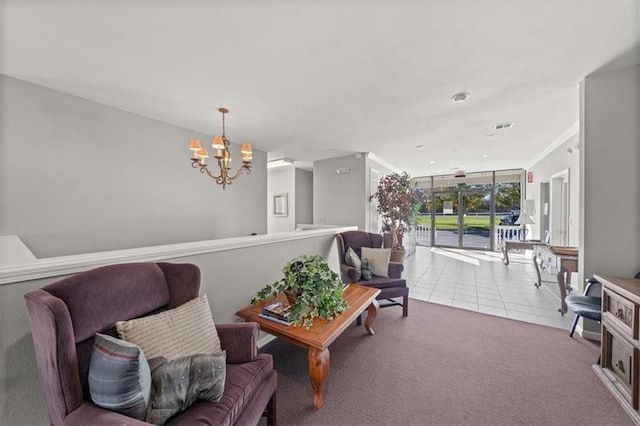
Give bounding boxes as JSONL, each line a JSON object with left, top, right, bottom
{"left": 416, "top": 214, "right": 513, "bottom": 231}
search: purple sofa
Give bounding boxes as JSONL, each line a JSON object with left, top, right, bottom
{"left": 336, "top": 231, "right": 409, "bottom": 317}
{"left": 24, "top": 262, "right": 277, "bottom": 426}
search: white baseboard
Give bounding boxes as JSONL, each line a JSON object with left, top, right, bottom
{"left": 579, "top": 327, "right": 602, "bottom": 341}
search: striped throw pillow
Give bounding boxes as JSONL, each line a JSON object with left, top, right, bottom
{"left": 88, "top": 333, "right": 151, "bottom": 420}
{"left": 116, "top": 294, "right": 221, "bottom": 361}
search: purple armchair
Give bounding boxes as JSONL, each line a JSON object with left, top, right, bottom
{"left": 24, "top": 262, "right": 277, "bottom": 426}
{"left": 337, "top": 231, "right": 409, "bottom": 317}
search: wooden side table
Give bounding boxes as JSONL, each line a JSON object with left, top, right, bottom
{"left": 533, "top": 245, "right": 579, "bottom": 314}
{"left": 502, "top": 239, "right": 544, "bottom": 266}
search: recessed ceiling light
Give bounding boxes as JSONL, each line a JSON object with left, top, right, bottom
{"left": 416, "top": 145, "right": 424, "bottom": 149}
{"left": 429, "top": 160, "right": 435, "bottom": 164}
{"left": 482, "top": 154, "right": 489, "bottom": 158}
{"left": 486, "top": 133, "right": 496, "bottom": 138}
{"left": 451, "top": 92, "right": 470, "bottom": 103}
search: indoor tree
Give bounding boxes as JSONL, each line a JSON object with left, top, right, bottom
{"left": 370, "top": 171, "right": 422, "bottom": 253}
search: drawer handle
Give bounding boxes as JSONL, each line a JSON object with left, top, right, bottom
{"left": 616, "top": 359, "right": 625, "bottom": 373}
{"left": 615, "top": 308, "right": 625, "bottom": 320}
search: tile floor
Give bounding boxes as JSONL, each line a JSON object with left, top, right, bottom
{"left": 404, "top": 246, "right": 576, "bottom": 330}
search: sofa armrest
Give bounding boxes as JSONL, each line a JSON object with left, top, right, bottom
{"left": 63, "top": 402, "right": 149, "bottom": 425}
{"left": 340, "top": 264, "right": 361, "bottom": 283}
{"left": 388, "top": 261, "right": 404, "bottom": 278}
{"left": 216, "top": 322, "right": 259, "bottom": 364}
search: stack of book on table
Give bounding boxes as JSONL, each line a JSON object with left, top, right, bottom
{"left": 259, "top": 301, "right": 292, "bottom": 326}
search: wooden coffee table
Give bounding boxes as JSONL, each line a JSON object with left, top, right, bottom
{"left": 235, "top": 284, "right": 381, "bottom": 409}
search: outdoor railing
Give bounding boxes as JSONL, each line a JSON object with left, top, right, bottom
{"left": 415, "top": 224, "right": 432, "bottom": 246}
{"left": 495, "top": 225, "right": 524, "bottom": 248}
{"left": 416, "top": 224, "right": 522, "bottom": 250}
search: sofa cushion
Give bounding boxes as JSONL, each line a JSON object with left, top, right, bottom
{"left": 116, "top": 295, "right": 221, "bottom": 360}
{"left": 361, "top": 247, "right": 391, "bottom": 277}
{"left": 146, "top": 352, "right": 226, "bottom": 425}
{"left": 166, "top": 353, "right": 274, "bottom": 426}
{"left": 364, "top": 276, "right": 407, "bottom": 289}
{"left": 88, "top": 333, "right": 151, "bottom": 420}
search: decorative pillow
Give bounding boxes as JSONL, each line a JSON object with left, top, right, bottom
{"left": 345, "top": 247, "right": 362, "bottom": 271}
{"left": 116, "top": 294, "right": 221, "bottom": 361}
{"left": 360, "top": 247, "right": 391, "bottom": 277}
{"left": 345, "top": 247, "right": 362, "bottom": 281}
{"left": 146, "top": 351, "right": 227, "bottom": 426}
{"left": 361, "top": 258, "right": 373, "bottom": 280}
{"left": 88, "top": 333, "right": 151, "bottom": 420}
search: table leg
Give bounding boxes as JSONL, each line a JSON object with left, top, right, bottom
{"left": 557, "top": 258, "right": 578, "bottom": 315}
{"left": 557, "top": 268, "right": 568, "bottom": 315}
{"left": 533, "top": 252, "right": 543, "bottom": 287}
{"left": 503, "top": 244, "right": 510, "bottom": 265}
{"left": 308, "top": 347, "right": 330, "bottom": 409}
{"left": 364, "top": 299, "right": 380, "bottom": 335}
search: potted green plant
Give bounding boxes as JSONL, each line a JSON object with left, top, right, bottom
{"left": 251, "top": 255, "right": 349, "bottom": 328}
{"left": 370, "top": 171, "right": 421, "bottom": 263}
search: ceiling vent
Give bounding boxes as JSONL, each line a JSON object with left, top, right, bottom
{"left": 494, "top": 122, "right": 514, "bottom": 130}
{"left": 454, "top": 170, "right": 466, "bottom": 178}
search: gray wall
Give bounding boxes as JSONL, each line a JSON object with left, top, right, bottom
{"left": 295, "top": 168, "right": 313, "bottom": 225}
{"left": 313, "top": 154, "right": 396, "bottom": 231}
{"left": 313, "top": 154, "right": 367, "bottom": 228}
{"left": 0, "top": 232, "right": 344, "bottom": 425}
{"left": 525, "top": 133, "right": 580, "bottom": 244}
{"left": 0, "top": 76, "right": 267, "bottom": 257}
{"left": 267, "top": 167, "right": 295, "bottom": 233}
{"left": 580, "top": 64, "right": 640, "bottom": 282}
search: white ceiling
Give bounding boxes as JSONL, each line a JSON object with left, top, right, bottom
{"left": 2, "top": 1, "right": 639, "bottom": 177}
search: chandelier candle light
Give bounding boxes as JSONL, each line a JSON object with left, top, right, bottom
{"left": 189, "top": 108, "right": 252, "bottom": 189}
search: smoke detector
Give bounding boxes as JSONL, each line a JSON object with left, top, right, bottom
{"left": 451, "top": 92, "right": 470, "bottom": 103}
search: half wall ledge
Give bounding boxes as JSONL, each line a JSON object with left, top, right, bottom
{"left": 0, "top": 226, "right": 357, "bottom": 285}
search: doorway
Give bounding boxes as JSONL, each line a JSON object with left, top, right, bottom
{"left": 432, "top": 187, "right": 492, "bottom": 249}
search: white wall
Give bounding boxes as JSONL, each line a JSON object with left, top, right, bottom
{"left": 580, "top": 64, "right": 640, "bottom": 281}
{"left": 295, "top": 168, "right": 313, "bottom": 225}
{"left": 0, "top": 76, "right": 268, "bottom": 257}
{"left": 525, "top": 132, "right": 580, "bottom": 244}
{"left": 267, "top": 166, "right": 295, "bottom": 233}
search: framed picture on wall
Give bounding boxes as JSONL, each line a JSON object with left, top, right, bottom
{"left": 273, "top": 193, "right": 288, "bottom": 217}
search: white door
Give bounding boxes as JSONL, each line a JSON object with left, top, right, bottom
{"left": 550, "top": 169, "right": 570, "bottom": 246}
{"left": 369, "top": 169, "right": 380, "bottom": 233}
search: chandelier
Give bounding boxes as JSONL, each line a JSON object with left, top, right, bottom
{"left": 189, "top": 108, "right": 252, "bottom": 189}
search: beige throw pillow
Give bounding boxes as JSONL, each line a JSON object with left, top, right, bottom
{"left": 360, "top": 247, "right": 391, "bottom": 278}
{"left": 116, "top": 294, "right": 221, "bottom": 361}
